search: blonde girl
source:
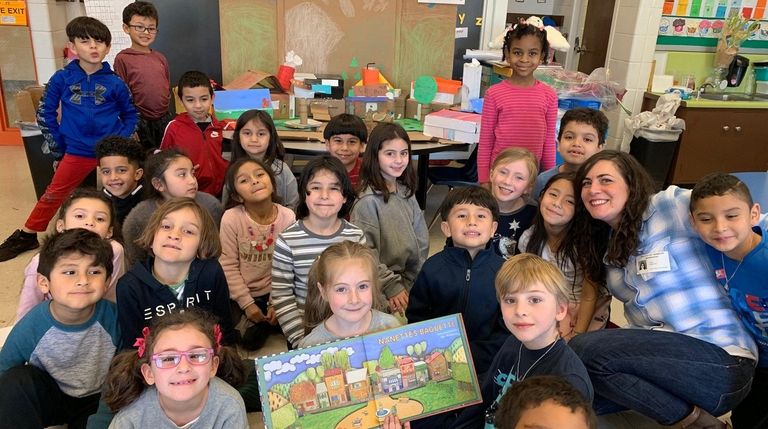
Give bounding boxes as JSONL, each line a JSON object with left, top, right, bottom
{"left": 116, "top": 198, "right": 236, "bottom": 350}
{"left": 230, "top": 109, "right": 299, "bottom": 210}
{"left": 122, "top": 148, "right": 223, "bottom": 266}
{"left": 299, "top": 241, "right": 400, "bottom": 348}
{"left": 219, "top": 158, "right": 296, "bottom": 350}
{"left": 489, "top": 147, "right": 539, "bottom": 258}
{"left": 271, "top": 155, "right": 366, "bottom": 348}
{"left": 518, "top": 172, "right": 607, "bottom": 339}
{"left": 104, "top": 308, "right": 248, "bottom": 428}
{"left": 351, "top": 122, "right": 429, "bottom": 315}
{"left": 477, "top": 22, "right": 557, "bottom": 183}
{"left": 15, "top": 188, "right": 125, "bottom": 321}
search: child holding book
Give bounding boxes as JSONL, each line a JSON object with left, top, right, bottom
{"left": 299, "top": 241, "right": 401, "bottom": 348}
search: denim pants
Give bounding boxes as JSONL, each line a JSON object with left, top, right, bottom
{"left": 569, "top": 329, "right": 755, "bottom": 425}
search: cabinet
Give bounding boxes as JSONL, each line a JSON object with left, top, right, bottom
{"left": 641, "top": 93, "right": 768, "bottom": 185}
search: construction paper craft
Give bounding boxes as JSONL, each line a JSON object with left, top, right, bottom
{"left": 413, "top": 76, "right": 438, "bottom": 104}
{"left": 255, "top": 314, "right": 481, "bottom": 429}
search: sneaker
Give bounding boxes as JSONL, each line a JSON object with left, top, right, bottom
{"left": 0, "top": 230, "right": 39, "bottom": 262}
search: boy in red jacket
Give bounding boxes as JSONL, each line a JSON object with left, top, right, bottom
{"left": 160, "top": 70, "right": 227, "bottom": 198}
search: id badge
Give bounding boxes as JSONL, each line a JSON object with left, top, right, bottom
{"left": 636, "top": 251, "right": 672, "bottom": 275}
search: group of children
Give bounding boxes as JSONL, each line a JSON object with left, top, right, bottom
{"left": 0, "top": 3, "right": 765, "bottom": 428}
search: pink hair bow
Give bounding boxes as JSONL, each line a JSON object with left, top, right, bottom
{"left": 134, "top": 326, "right": 150, "bottom": 358}
{"left": 213, "top": 324, "right": 223, "bottom": 351}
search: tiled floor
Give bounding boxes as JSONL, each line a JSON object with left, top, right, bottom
{"left": 0, "top": 145, "right": 646, "bottom": 428}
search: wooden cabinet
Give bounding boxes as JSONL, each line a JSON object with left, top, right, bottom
{"left": 641, "top": 94, "right": 768, "bottom": 186}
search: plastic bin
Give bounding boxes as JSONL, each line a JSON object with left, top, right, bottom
{"left": 629, "top": 128, "right": 683, "bottom": 191}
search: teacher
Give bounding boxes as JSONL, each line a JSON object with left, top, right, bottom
{"left": 568, "top": 150, "right": 756, "bottom": 428}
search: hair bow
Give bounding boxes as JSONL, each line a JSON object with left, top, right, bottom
{"left": 134, "top": 326, "right": 151, "bottom": 358}
{"left": 213, "top": 324, "right": 223, "bottom": 351}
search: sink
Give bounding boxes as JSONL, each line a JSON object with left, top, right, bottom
{"left": 697, "top": 92, "right": 756, "bottom": 101}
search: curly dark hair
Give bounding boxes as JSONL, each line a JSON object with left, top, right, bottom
{"left": 558, "top": 108, "right": 610, "bottom": 146}
{"left": 95, "top": 136, "right": 146, "bottom": 166}
{"left": 502, "top": 21, "right": 549, "bottom": 64}
{"left": 495, "top": 375, "right": 597, "bottom": 429}
{"left": 571, "top": 151, "right": 654, "bottom": 282}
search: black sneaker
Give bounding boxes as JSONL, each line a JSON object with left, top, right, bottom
{"left": 0, "top": 230, "right": 39, "bottom": 262}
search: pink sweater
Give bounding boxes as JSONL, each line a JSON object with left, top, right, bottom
{"left": 477, "top": 80, "right": 558, "bottom": 183}
{"left": 219, "top": 204, "right": 296, "bottom": 309}
{"left": 15, "top": 239, "right": 125, "bottom": 322}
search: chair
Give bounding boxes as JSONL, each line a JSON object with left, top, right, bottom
{"left": 426, "top": 145, "right": 478, "bottom": 229}
{"left": 732, "top": 171, "right": 768, "bottom": 208}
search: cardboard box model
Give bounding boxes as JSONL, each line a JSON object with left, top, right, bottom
{"left": 423, "top": 110, "right": 481, "bottom": 143}
{"left": 304, "top": 74, "right": 345, "bottom": 99}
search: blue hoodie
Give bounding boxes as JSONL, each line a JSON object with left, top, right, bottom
{"left": 36, "top": 60, "right": 138, "bottom": 159}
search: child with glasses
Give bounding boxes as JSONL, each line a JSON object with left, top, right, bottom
{"left": 104, "top": 308, "right": 248, "bottom": 428}
{"left": 115, "top": 1, "right": 172, "bottom": 151}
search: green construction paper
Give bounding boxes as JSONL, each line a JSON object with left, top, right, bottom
{"left": 341, "top": 70, "right": 348, "bottom": 80}
{"left": 354, "top": 71, "right": 362, "bottom": 81}
{"left": 413, "top": 75, "right": 438, "bottom": 104}
{"left": 348, "top": 89, "right": 355, "bottom": 97}
{"left": 350, "top": 57, "right": 359, "bottom": 67}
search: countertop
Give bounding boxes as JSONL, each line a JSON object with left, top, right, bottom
{"left": 645, "top": 91, "right": 768, "bottom": 109}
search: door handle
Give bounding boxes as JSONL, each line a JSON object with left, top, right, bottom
{"left": 574, "top": 36, "right": 589, "bottom": 53}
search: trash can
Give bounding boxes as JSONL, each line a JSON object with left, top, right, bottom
{"left": 21, "top": 126, "right": 96, "bottom": 200}
{"left": 629, "top": 127, "right": 683, "bottom": 191}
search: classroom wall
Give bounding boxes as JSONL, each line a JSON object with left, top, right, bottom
{"left": 27, "top": 0, "right": 86, "bottom": 84}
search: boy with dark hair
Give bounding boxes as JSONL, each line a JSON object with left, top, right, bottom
{"left": 0, "top": 16, "right": 138, "bottom": 262}
{"left": 495, "top": 375, "right": 597, "bottom": 429}
{"left": 323, "top": 113, "right": 367, "bottom": 188}
{"left": 0, "top": 229, "right": 120, "bottom": 428}
{"left": 690, "top": 172, "right": 768, "bottom": 429}
{"left": 95, "top": 136, "right": 146, "bottom": 224}
{"left": 160, "top": 70, "right": 227, "bottom": 198}
{"left": 407, "top": 186, "right": 508, "bottom": 377}
{"left": 115, "top": 1, "right": 172, "bottom": 151}
{"left": 532, "top": 108, "right": 608, "bottom": 199}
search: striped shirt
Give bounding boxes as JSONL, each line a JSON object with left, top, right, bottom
{"left": 477, "top": 80, "right": 557, "bottom": 183}
{"left": 271, "top": 219, "right": 366, "bottom": 346}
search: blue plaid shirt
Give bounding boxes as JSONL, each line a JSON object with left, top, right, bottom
{"left": 605, "top": 186, "right": 757, "bottom": 359}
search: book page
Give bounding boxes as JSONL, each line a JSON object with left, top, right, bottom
{"left": 255, "top": 314, "right": 481, "bottom": 428}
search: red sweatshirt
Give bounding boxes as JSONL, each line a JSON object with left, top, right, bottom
{"left": 161, "top": 113, "right": 228, "bottom": 197}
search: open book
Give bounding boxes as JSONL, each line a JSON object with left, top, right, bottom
{"left": 255, "top": 314, "right": 482, "bottom": 429}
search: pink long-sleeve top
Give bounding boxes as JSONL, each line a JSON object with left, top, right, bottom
{"left": 477, "top": 80, "right": 558, "bottom": 183}
{"left": 219, "top": 204, "right": 296, "bottom": 309}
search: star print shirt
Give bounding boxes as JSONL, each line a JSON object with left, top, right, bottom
{"left": 492, "top": 203, "right": 537, "bottom": 258}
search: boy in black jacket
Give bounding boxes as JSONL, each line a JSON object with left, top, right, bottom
{"left": 95, "top": 136, "right": 145, "bottom": 225}
{"left": 406, "top": 186, "right": 508, "bottom": 377}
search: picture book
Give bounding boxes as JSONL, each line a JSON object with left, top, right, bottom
{"left": 255, "top": 314, "right": 482, "bottom": 429}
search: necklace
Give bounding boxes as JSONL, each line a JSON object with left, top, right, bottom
{"left": 515, "top": 337, "right": 559, "bottom": 382}
{"left": 245, "top": 205, "right": 277, "bottom": 256}
{"left": 719, "top": 233, "right": 758, "bottom": 290}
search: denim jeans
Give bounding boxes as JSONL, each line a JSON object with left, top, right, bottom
{"left": 570, "top": 329, "right": 755, "bottom": 425}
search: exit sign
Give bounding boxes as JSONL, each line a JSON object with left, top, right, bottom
{"left": 0, "top": 1, "right": 27, "bottom": 26}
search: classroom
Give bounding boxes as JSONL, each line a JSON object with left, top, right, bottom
{"left": 0, "top": 1, "right": 767, "bottom": 428}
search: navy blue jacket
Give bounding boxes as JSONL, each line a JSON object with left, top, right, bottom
{"left": 36, "top": 60, "right": 138, "bottom": 159}
{"left": 116, "top": 257, "right": 236, "bottom": 350}
{"left": 406, "top": 241, "right": 509, "bottom": 376}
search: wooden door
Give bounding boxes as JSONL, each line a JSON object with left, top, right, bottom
{"left": 576, "top": 0, "right": 616, "bottom": 74}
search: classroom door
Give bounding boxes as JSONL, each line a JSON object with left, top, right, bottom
{"left": 575, "top": 0, "right": 616, "bottom": 74}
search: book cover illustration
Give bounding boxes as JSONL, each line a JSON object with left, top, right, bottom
{"left": 255, "top": 314, "right": 482, "bottom": 429}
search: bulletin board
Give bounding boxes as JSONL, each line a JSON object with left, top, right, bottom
{"left": 219, "top": 0, "right": 455, "bottom": 92}
{"left": 656, "top": 0, "right": 768, "bottom": 51}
